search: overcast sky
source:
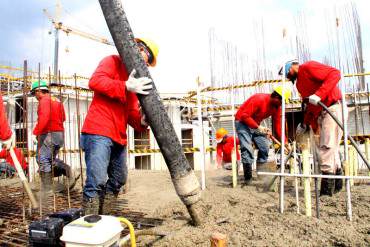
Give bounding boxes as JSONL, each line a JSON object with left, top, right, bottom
{"left": 0, "top": 0, "right": 369, "bottom": 93}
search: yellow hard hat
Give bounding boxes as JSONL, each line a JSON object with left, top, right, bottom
{"left": 273, "top": 85, "right": 292, "bottom": 103}
{"left": 216, "top": 128, "right": 228, "bottom": 143}
{"left": 136, "top": 38, "right": 159, "bottom": 67}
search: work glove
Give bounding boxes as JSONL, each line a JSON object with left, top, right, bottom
{"left": 126, "top": 69, "right": 153, "bottom": 95}
{"left": 256, "top": 126, "right": 271, "bottom": 135}
{"left": 33, "top": 136, "right": 38, "bottom": 146}
{"left": 308, "top": 94, "right": 321, "bottom": 105}
{"left": 296, "top": 123, "right": 307, "bottom": 136}
{"left": 2, "top": 133, "right": 15, "bottom": 150}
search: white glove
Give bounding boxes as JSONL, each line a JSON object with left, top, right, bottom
{"left": 257, "top": 126, "right": 271, "bottom": 135}
{"left": 33, "top": 136, "right": 38, "bottom": 145}
{"left": 296, "top": 123, "right": 307, "bottom": 136}
{"left": 308, "top": 94, "right": 321, "bottom": 105}
{"left": 141, "top": 114, "right": 148, "bottom": 126}
{"left": 2, "top": 133, "right": 15, "bottom": 150}
{"left": 126, "top": 69, "right": 153, "bottom": 95}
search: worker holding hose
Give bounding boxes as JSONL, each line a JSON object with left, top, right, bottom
{"left": 235, "top": 86, "right": 291, "bottom": 186}
{"left": 282, "top": 60, "right": 346, "bottom": 196}
{"left": 81, "top": 38, "right": 158, "bottom": 215}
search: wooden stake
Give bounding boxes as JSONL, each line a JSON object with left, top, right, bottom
{"left": 349, "top": 146, "right": 354, "bottom": 186}
{"left": 302, "top": 139, "right": 311, "bottom": 217}
{"left": 210, "top": 232, "right": 227, "bottom": 247}
{"left": 231, "top": 148, "right": 237, "bottom": 188}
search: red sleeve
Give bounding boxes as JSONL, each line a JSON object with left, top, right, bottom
{"left": 15, "top": 148, "right": 27, "bottom": 170}
{"left": 303, "top": 105, "right": 321, "bottom": 131}
{"left": 33, "top": 98, "right": 50, "bottom": 136}
{"left": 239, "top": 101, "right": 259, "bottom": 129}
{"left": 0, "top": 93, "right": 12, "bottom": 140}
{"left": 89, "top": 56, "right": 127, "bottom": 102}
{"left": 0, "top": 149, "right": 6, "bottom": 159}
{"left": 306, "top": 62, "right": 341, "bottom": 99}
{"left": 127, "top": 93, "right": 147, "bottom": 132}
{"left": 235, "top": 137, "right": 240, "bottom": 146}
{"left": 216, "top": 143, "right": 223, "bottom": 164}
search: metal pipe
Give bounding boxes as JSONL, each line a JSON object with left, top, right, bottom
{"left": 98, "top": 0, "right": 202, "bottom": 226}
{"left": 257, "top": 171, "right": 370, "bottom": 179}
{"left": 293, "top": 142, "right": 300, "bottom": 214}
{"left": 196, "top": 77, "right": 206, "bottom": 190}
{"left": 317, "top": 101, "right": 370, "bottom": 170}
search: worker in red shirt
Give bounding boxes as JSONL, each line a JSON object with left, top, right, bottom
{"left": 81, "top": 38, "right": 159, "bottom": 215}
{"left": 31, "top": 81, "right": 76, "bottom": 193}
{"left": 283, "top": 60, "right": 345, "bottom": 196}
{"left": 0, "top": 92, "right": 14, "bottom": 150}
{"left": 235, "top": 86, "right": 291, "bottom": 185}
{"left": 0, "top": 146, "right": 27, "bottom": 178}
{"left": 216, "top": 128, "right": 240, "bottom": 170}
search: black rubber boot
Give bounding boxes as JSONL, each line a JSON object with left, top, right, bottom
{"left": 334, "top": 168, "right": 343, "bottom": 194}
{"left": 320, "top": 172, "right": 335, "bottom": 197}
{"left": 242, "top": 163, "right": 252, "bottom": 186}
{"left": 100, "top": 193, "right": 118, "bottom": 215}
{"left": 82, "top": 197, "right": 100, "bottom": 215}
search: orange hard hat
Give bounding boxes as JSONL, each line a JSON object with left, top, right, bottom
{"left": 216, "top": 128, "right": 228, "bottom": 143}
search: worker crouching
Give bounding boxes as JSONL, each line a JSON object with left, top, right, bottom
{"left": 283, "top": 60, "right": 346, "bottom": 196}
{"left": 216, "top": 128, "right": 241, "bottom": 171}
{"left": 81, "top": 38, "right": 158, "bottom": 215}
{"left": 235, "top": 86, "right": 291, "bottom": 186}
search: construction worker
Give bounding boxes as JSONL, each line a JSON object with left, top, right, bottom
{"left": 0, "top": 92, "right": 14, "bottom": 150}
{"left": 0, "top": 146, "right": 27, "bottom": 178}
{"left": 81, "top": 38, "right": 158, "bottom": 215}
{"left": 216, "top": 128, "right": 240, "bottom": 170}
{"left": 282, "top": 60, "right": 345, "bottom": 196}
{"left": 31, "top": 80, "right": 76, "bottom": 192}
{"left": 235, "top": 86, "right": 291, "bottom": 185}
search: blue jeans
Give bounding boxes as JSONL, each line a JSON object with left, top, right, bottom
{"left": 81, "top": 134, "right": 127, "bottom": 199}
{"left": 235, "top": 121, "right": 270, "bottom": 165}
{"left": 36, "top": 132, "right": 65, "bottom": 173}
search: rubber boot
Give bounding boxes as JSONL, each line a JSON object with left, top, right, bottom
{"left": 100, "top": 193, "right": 117, "bottom": 215}
{"left": 242, "top": 163, "right": 252, "bottom": 186}
{"left": 53, "top": 163, "right": 79, "bottom": 192}
{"left": 320, "top": 172, "right": 335, "bottom": 197}
{"left": 82, "top": 197, "right": 100, "bottom": 215}
{"left": 334, "top": 168, "right": 343, "bottom": 194}
{"left": 40, "top": 172, "right": 53, "bottom": 192}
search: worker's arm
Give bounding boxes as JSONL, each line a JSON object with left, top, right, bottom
{"left": 33, "top": 99, "right": 50, "bottom": 136}
{"left": 127, "top": 93, "right": 147, "bottom": 132}
{"left": 272, "top": 107, "right": 287, "bottom": 143}
{"left": 216, "top": 144, "right": 223, "bottom": 168}
{"left": 89, "top": 56, "right": 127, "bottom": 102}
{"left": 307, "top": 62, "right": 341, "bottom": 100}
{"left": 239, "top": 102, "right": 259, "bottom": 129}
{"left": 0, "top": 93, "right": 12, "bottom": 141}
{"left": 302, "top": 105, "right": 321, "bottom": 132}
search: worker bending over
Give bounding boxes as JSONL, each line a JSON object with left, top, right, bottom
{"left": 283, "top": 60, "right": 345, "bottom": 196}
{"left": 235, "top": 86, "right": 291, "bottom": 185}
{"left": 32, "top": 81, "right": 77, "bottom": 193}
{"left": 81, "top": 38, "right": 159, "bottom": 215}
{"left": 0, "top": 146, "right": 27, "bottom": 178}
{"left": 216, "top": 128, "right": 240, "bottom": 170}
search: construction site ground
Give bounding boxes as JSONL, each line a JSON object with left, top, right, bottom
{"left": 0, "top": 169, "right": 369, "bottom": 246}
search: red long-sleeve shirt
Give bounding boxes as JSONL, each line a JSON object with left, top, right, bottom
{"left": 0, "top": 92, "right": 12, "bottom": 141}
{"left": 296, "top": 61, "right": 342, "bottom": 130}
{"left": 33, "top": 95, "right": 65, "bottom": 136}
{"left": 216, "top": 136, "right": 240, "bottom": 163}
{"left": 235, "top": 93, "right": 284, "bottom": 140}
{"left": 81, "top": 55, "right": 147, "bottom": 145}
{"left": 0, "top": 147, "right": 28, "bottom": 170}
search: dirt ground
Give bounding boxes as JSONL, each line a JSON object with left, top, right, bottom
{"left": 125, "top": 169, "right": 370, "bottom": 247}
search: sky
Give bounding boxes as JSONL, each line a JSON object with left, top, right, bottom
{"left": 0, "top": 0, "right": 369, "bottom": 93}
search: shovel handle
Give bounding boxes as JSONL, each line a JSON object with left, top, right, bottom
{"left": 9, "top": 148, "right": 38, "bottom": 209}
